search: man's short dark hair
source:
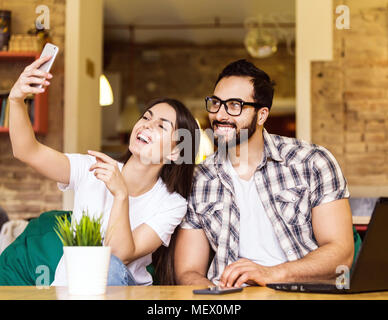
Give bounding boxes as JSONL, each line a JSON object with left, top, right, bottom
{"left": 215, "top": 59, "right": 275, "bottom": 110}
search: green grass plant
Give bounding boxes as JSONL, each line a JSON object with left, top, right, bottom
{"left": 54, "top": 212, "right": 103, "bottom": 246}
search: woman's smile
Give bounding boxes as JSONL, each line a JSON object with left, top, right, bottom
{"left": 136, "top": 131, "right": 153, "bottom": 145}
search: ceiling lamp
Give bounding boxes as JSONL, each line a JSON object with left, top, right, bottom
{"left": 100, "top": 74, "right": 114, "bottom": 106}
{"left": 244, "top": 16, "right": 278, "bottom": 59}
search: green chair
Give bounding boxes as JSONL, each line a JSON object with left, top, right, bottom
{"left": 352, "top": 226, "right": 362, "bottom": 268}
{"left": 0, "top": 210, "right": 71, "bottom": 285}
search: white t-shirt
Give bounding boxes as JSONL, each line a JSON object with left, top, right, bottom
{"left": 224, "top": 158, "right": 287, "bottom": 266}
{"left": 51, "top": 153, "right": 187, "bottom": 286}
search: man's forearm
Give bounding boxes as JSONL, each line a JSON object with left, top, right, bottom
{"left": 274, "top": 242, "right": 354, "bottom": 283}
{"left": 177, "top": 271, "right": 214, "bottom": 286}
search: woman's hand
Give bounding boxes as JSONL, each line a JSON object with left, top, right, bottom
{"left": 88, "top": 150, "right": 128, "bottom": 200}
{"left": 9, "top": 55, "right": 52, "bottom": 102}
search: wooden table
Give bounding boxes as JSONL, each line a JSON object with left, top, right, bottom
{"left": 0, "top": 286, "right": 387, "bottom": 300}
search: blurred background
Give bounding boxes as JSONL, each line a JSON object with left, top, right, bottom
{"left": 0, "top": 0, "right": 385, "bottom": 234}
{"left": 101, "top": 0, "right": 296, "bottom": 158}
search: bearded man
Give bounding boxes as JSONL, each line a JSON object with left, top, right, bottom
{"left": 174, "top": 59, "right": 354, "bottom": 288}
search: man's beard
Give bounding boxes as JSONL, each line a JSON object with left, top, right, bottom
{"left": 212, "top": 112, "right": 258, "bottom": 151}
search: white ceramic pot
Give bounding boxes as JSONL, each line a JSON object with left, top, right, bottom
{"left": 63, "top": 246, "right": 111, "bottom": 296}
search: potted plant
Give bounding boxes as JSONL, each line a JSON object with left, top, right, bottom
{"left": 54, "top": 212, "right": 111, "bottom": 295}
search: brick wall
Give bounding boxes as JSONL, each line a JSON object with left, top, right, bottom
{"left": 0, "top": 0, "right": 65, "bottom": 220}
{"left": 311, "top": 0, "right": 388, "bottom": 187}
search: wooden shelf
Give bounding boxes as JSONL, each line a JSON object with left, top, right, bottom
{"left": 0, "top": 51, "right": 48, "bottom": 134}
{"left": 0, "top": 51, "right": 39, "bottom": 58}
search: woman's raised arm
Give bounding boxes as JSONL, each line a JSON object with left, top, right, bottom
{"left": 9, "top": 56, "right": 70, "bottom": 185}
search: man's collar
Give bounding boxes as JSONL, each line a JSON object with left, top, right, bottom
{"left": 262, "top": 128, "right": 283, "bottom": 163}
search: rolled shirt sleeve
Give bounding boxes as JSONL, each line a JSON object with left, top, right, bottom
{"left": 179, "top": 193, "right": 202, "bottom": 229}
{"left": 309, "top": 146, "right": 350, "bottom": 208}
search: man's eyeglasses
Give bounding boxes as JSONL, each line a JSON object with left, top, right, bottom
{"left": 205, "top": 96, "right": 263, "bottom": 116}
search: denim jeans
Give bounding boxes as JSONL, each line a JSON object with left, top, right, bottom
{"left": 107, "top": 254, "right": 137, "bottom": 286}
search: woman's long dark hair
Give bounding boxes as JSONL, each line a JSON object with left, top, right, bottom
{"left": 118, "top": 97, "right": 200, "bottom": 284}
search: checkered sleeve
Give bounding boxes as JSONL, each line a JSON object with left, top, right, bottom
{"left": 179, "top": 169, "right": 204, "bottom": 229}
{"left": 179, "top": 192, "right": 202, "bottom": 229}
{"left": 310, "top": 146, "right": 350, "bottom": 208}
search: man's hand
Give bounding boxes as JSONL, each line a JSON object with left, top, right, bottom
{"left": 219, "top": 199, "right": 354, "bottom": 288}
{"left": 219, "top": 258, "right": 284, "bottom": 287}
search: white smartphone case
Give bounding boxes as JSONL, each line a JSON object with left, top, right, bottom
{"left": 31, "top": 43, "right": 59, "bottom": 88}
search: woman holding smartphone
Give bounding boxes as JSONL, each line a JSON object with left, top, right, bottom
{"left": 8, "top": 56, "right": 199, "bottom": 286}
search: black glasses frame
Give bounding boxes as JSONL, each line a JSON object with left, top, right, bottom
{"left": 205, "top": 96, "right": 263, "bottom": 116}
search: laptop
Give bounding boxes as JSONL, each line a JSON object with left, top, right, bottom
{"left": 267, "top": 197, "right": 388, "bottom": 294}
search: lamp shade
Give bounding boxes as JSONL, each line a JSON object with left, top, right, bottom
{"left": 99, "top": 74, "right": 114, "bottom": 106}
{"left": 244, "top": 28, "right": 277, "bottom": 59}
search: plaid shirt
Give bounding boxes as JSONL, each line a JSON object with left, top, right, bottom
{"left": 181, "top": 129, "right": 349, "bottom": 283}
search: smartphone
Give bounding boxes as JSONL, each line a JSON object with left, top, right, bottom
{"left": 193, "top": 286, "right": 243, "bottom": 295}
{"left": 31, "top": 43, "right": 59, "bottom": 88}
